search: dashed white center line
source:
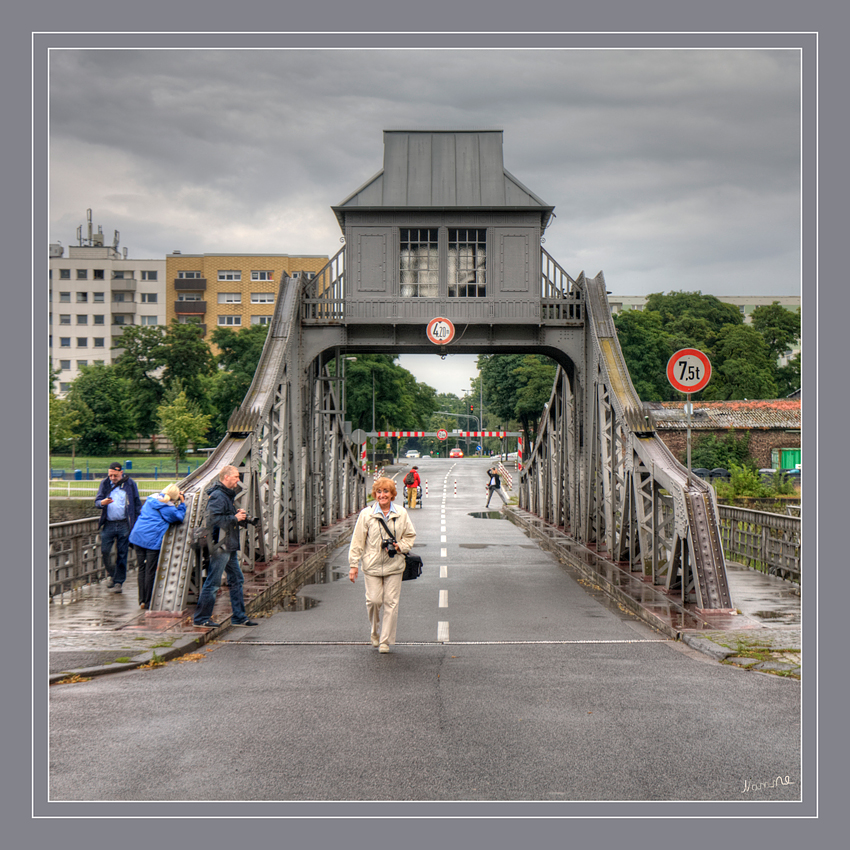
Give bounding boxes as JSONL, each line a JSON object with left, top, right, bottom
{"left": 437, "top": 621, "right": 450, "bottom": 642}
{"left": 439, "top": 589, "right": 448, "bottom": 608}
{"left": 440, "top": 564, "right": 447, "bottom": 578}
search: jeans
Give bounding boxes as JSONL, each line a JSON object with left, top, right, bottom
{"left": 486, "top": 486, "right": 508, "bottom": 507}
{"left": 193, "top": 549, "right": 248, "bottom": 625}
{"left": 101, "top": 520, "right": 130, "bottom": 585}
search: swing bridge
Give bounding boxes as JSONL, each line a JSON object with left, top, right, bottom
{"left": 149, "top": 130, "right": 732, "bottom": 615}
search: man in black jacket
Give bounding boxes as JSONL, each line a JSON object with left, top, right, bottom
{"left": 192, "top": 465, "right": 258, "bottom": 628}
{"left": 94, "top": 462, "right": 142, "bottom": 593}
{"left": 486, "top": 467, "right": 508, "bottom": 508}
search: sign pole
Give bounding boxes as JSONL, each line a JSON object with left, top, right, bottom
{"left": 686, "top": 392, "right": 693, "bottom": 489}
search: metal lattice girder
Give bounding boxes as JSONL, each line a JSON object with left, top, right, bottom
{"left": 520, "top": 272, "right": 733, "bottom": 611}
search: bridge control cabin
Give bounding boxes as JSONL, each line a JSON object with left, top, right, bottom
{"left": 306, "top": 130, "right": 580, "bottom": 327}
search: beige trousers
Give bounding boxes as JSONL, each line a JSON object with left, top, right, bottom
{"left": 407, "top": 485, "right": 417, "bottom": 509}
{"left": 363, "top": 571, "right": 404, "bottom": 647}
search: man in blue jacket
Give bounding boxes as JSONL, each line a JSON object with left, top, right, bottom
{"left": 94, "top": 462, "right": 142, "bottom": 594}
{"left": 192, "top": 465, "right": 259, "bottom": 628}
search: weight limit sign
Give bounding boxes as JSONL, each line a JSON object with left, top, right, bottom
{"left": 667, "top": 348, "right": 712, "bottom": 394}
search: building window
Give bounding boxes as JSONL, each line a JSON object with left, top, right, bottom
{"left": 178, "top": 316, "right": 203, "bottom": 324}
{"left": 140, "top": 293, "right": 158, "bottom": 303}
{"left": 93, "top": 338, "right": 105, "bottom": 347}
{"left": 113, "top": 315, "right": 128, "bottom": 325}
{"left": 77, "top": 338, "right": 87, "bottom": 347}
{"left": 94, "top": 360, "right": 104, "bottom": 365}
{"left": 76, "top": 315, "right": 88, "bottom": 325}
{"left": 177, "top": 293, "right": 202, "bottom": 301}
{"left": 76, "top": 269, "right": 88, "bottom": 280}
{"left": 93, "top": 314, "right": 105, "bottom": 325}
{"left": 217, "top": 315, "right": 242, "bottom": 326}
{"left": 113, "top": 293, "right": 134, "bottom": 303}
{"left": 59, "top": 269, "right": 71, "bottom": 279}
{"left": 93, "top": 292, "right": 105, "bottom": 303}
{"left": 59, "top": 360, "right": 71, "bottom": 370}
{"left": 140, "top": 316, "right": 158, "bottom": 325}
{"left": 217, "top": 292, "right": 242, "bottom": 304}
{"left": 141, "top": 270, "right": 158, "bottom": 281}
{"left": 59, "top": 314, "right": 71, "bottom": 325}
{"left": 93, "top": 269, "right": 104, "bottom": 280}
{"left": 251, "top": 271, "right": 273, "bottom": 281}
{"left": 60, "top": 337, "right": 71, "bottom": 347}
{"left": 448, "top": 229, "right": 487, "bottom": 297}
{"left": 218, "top": 270, "right": 241, "bottom": 281}
{"left": 112, "top": 271, "right": 125, "bottom": 279}
{"left": 77, "top": 292, "right": 88, "bottom": 303}
{"left": 251, "top": 315, "right": 273, "bottom": 325}
{"left": 400, "top": 228, "right": 439, "bottom": 297}
{"left": 77, "top": 360, "right": 87, "bottom": 368}
{"left": 59, "top": 382, "right": 71, "bottom": 393}
{"left": 178, "top": 271, "right": 202, "bottom": 278}
{"left": 250, "top": 292, "right": 275, "bottom": 304}
{"left": 59, "top": 292, "right": 71, "bottom": 303}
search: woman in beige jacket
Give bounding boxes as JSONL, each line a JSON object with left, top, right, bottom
{"left": 349, "top": 476, "right": 417, "bottom": 653}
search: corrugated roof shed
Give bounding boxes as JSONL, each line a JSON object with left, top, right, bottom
{"left": 650, "top": 399, "right": 801, "bottom": 430}
{"left": 333, "top": 130, "right": 554, "bottom": 229}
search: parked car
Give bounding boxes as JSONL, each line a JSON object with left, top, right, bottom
{"left": 405, "top": 449, "right": 421, "bottom": 458}
{"left": 449, "top": 448, "right": 464, "bottom": 458}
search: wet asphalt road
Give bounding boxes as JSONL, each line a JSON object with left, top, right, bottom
{"left": 48, "top": 458, "right": 801, "bottom": 805}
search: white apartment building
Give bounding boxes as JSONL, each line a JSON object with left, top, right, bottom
{"left": 49, "top": 214, "right": 166, "bottom": 395}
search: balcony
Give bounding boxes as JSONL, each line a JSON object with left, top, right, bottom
{"left": 174, "top": 301, "right": 206, "bottom": 314}
{"left": 110, "top": 277, "right": 137, "bottom": 292}
{"left": 111, "top": 302, "right": 137, "bottom": 315}
{"left": 173, "top": 278, "right": 207, "bottom": 291}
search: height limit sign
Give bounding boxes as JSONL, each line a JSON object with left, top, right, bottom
{"left": 667, "top": 348, "right": 712, "bottom": 394}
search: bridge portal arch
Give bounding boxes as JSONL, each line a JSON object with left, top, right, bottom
{"left": 150, "top": 130, "right": 732, "bottom": 616}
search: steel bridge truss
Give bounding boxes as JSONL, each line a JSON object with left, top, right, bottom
{"left": 149, "top": 273, "right": 366, "bottom": 613}
{"left": 519, "top": 273, "right": 733, "bottom": 612}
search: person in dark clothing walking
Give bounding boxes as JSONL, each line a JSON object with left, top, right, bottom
{"left": 486, "top": 467, "right": 508, "bottom": 508}
{"left": 192, "top": 465, "right": 258, "bottom": 629}
{"left": 94, "top": 462, "right": 142, "bottom": 594}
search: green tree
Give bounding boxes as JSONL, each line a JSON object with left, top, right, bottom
{"left": 750, "top": 303, "right": 801, "bottom": 362}
{"left": 478, "top": 354, "right": 556, "bottom": 448}
{"left": 160, "top": 321, "right": 214, "bottom": 408}
{"left": 644, "top": 291, "right": 743, "bottom": 343}
{"left": 344, "top": 355, "right": 438, "bottom": 432}
{"left": 206, "top": 324, "right": 271, "bottom": 442}
{"left": 613, "top": 309, "right": 675, "bottom": 400}
{"left": 49, "top": 392, "right": 93, "bottom": 467}
{"left": 157, "top": 381, "right": 213, "bottom": 476}
{"left": 776, "top": 352, "right": 801, "bottom": 397}
{"left": 690, "top": 430, "right": 753, "bottom": 470}
{"left": 706, "top": 324, "right": 778, "bottom": 400}
{"left": 111, "top": 325, "right": 167, "bottom": 436}
{"left": 66, "top": 364, "right": 135, "bottom": 454}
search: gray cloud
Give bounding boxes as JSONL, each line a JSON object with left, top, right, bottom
{"left": 48, "top": 47, "right": 801, "bottom": 392}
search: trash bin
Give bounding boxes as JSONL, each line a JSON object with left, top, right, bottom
{"left": 74, "top": 469, "right": 82, "bottom": 480}
{"left": 125, "top": 460, "right": 133, "bottom": 470}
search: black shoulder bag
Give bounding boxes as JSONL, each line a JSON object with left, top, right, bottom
{"left": 376, "top": 516, "right": 423, "bottom": 581}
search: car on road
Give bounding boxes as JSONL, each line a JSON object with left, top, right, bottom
{"left": 405, "top": 449, "right": 421, "bottom": 458}
{"left": 449, "top": 448, "right": 464, "bottom": 458}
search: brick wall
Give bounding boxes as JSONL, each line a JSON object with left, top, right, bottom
{"left": 656, "top": 428, "right": 801, "bottom": 468}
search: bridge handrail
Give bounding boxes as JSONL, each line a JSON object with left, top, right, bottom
{"left": 717, "top": 504, "right": 800, "bottom": 582}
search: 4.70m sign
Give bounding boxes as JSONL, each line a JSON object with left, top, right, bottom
{"left": 667, "top": 348, "right": 712, "bottom": 394}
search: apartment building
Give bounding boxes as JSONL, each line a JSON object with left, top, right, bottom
{"left": 165, "top": 252, "right": 329, "bottom": 348}
{"left": 49, "top": 217, "right": 166, "bottom": 395}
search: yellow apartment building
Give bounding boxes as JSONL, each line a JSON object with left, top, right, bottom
{"left": 165, "top": 252, "right": 329, "bottom": 348}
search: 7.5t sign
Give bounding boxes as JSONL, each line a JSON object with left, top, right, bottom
{"left": 667, "top": 348, "right": 712, "bottom": 394}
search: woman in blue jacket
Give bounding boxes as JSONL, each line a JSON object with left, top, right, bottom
{"left": 129, "top": 483, "right": 186, "bottom": 609}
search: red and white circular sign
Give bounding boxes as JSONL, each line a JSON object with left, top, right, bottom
{"left": 426, "top": 317, "right": 455, "bottom": 345}
{"left": 437, "top": 429, "right": 448, "bottom": 441}
{"left": 667, "top": 348, "right": 712, "bottom": 394}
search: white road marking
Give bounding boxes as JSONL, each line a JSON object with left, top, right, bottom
{"left": 439, "top": 589, "right": 448, "bottom": 608}
{"left": 440, "top": 564, "right": 447, "bottom": 578}
{"left": 441, "top": 548, "right": 447, "bottom": 558}
{"left": 437, "top": 621, "right": 450, "bottom": 642}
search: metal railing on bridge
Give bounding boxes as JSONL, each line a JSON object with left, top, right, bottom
{"left": 717, "top": 505, "right": 801, "bottom": 583}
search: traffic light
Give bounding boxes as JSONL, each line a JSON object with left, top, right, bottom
{"left": 469, "top": 403, "right": 474, "bottom": 414}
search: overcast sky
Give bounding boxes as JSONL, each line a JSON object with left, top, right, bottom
{"left": 48, "top": 48, "right": 801, "bottom": 395}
